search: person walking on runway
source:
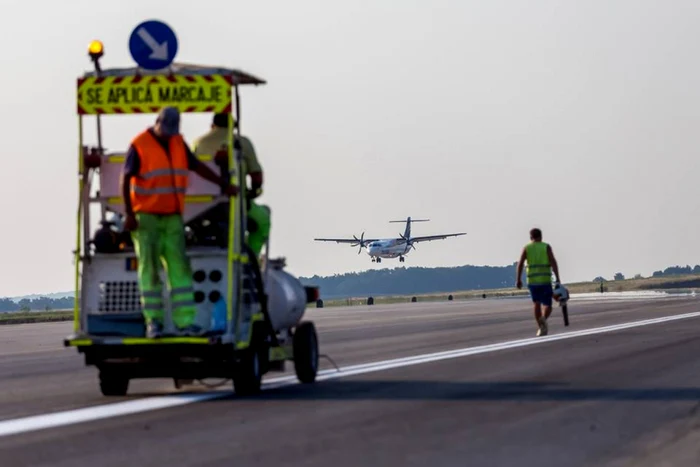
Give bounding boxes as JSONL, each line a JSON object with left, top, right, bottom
{"left": 516, "top": 228, "right": 562, "bottom": 336}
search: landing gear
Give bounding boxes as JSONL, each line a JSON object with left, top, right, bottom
{"left": 399, "top": 256, "right": 405, "bottom": 263}
{"left": 376, "top": 257, "right": 382, "bottom": 263}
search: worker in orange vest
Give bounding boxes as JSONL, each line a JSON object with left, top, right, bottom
{"left": 120, "top": 107, "right": 238, "bottom": 338}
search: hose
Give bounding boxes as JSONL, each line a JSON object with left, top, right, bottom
{"left": 194, "top": 354, "right": 340, "bottom": 389}
{"left": 320, "top": 354, "right": 341, "bottom": 372}
{"left": 196, "top": 378, "right": 231, "bottom": 388}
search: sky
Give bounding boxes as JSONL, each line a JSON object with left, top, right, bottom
{"left": 1, "top": 0, "right": 699, "bottom": 297}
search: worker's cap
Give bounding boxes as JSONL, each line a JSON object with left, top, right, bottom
{"left": 213, "top": 112, "right": 237, "bottom": 128}
{"left": 156, "top": 106, "right": 180, "bottom": 136}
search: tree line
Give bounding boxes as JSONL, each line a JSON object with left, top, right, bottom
{"left": 0, "top": 297, "right": 73, "bottom": 312}
{"left": 300, "top": 264, "right": 519, "bottom": 299}
{"left": 596, "top": 264, "right": 700, "bottom": 282}
{"left": 301, "top": 263, "right": 700, "bottom": 299}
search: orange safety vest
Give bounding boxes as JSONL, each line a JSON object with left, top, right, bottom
{"left": 130, "top": 129, "right": 189, "bottom": 215}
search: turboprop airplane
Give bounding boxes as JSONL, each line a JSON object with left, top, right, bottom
{"left": 314, "top": 217, "right": 466, "bottom": 263}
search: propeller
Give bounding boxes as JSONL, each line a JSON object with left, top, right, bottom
{"left": 351, "top": 232, "right": 367, "bottom": 254}
{"left": 400, "top": 234, "right": 417, "bottom": 251}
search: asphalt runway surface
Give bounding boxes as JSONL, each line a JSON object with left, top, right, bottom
{"left": 2, "top": 295, "right": 700, "bottom": 466}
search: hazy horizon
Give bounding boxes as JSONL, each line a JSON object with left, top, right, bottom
{"left": 2, "top": 0, "right": 700, "bottom": 297}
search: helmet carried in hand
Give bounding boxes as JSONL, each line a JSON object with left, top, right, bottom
{"left": 553, "top": 284, "right": 569, "bottom": 304}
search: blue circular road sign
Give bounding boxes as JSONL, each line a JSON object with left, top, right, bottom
{"left": 129, "top": 20, "right": 178, "bottom": 70}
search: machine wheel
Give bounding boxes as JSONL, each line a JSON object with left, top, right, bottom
{"left": 99, "top": 370, "right": 129, "bottom": 396}
{"left": 232, "top": 326, "right": 267, "bottom": 396}
{"left": 233, "top": 348, "right": 263, "bottom": 396}
{"left": 293, "top": 321, "right": 319, "bottom": 384}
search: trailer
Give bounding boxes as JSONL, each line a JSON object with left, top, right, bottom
{"left": 64, "top": 40, "right": 320, "bottom": 397}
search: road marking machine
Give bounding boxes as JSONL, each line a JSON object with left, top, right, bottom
{"left": 64, "top": 30, "right": 320, "bottom": 397}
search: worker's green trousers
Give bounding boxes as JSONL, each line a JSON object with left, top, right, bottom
{"left": 130, "top": 213, "right": 196, "bottom": 328}
{"left": 247, "top": 201, "right": 271, "bottom": 257}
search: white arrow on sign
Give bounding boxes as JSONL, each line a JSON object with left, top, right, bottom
{"left": 137, "top": 27, "right": 169, "bottom": 61}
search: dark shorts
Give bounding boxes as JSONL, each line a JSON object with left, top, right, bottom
{"left": 528, "top": 284, "right": 553, "bottom": 306}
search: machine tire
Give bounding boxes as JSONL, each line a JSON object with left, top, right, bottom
{"left": 232, "top": 326, "right": 266, "bottom": 396}
{"left": 293, "top": 321, "right": 319, "bottom": 384}
{"left": 233, "top": 348, "right": 263, "bottom": 396}
{"left": 99, "top": 371, "right": 129, "bottom": 396}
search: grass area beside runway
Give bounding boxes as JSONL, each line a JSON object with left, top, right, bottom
{"left": 0, "top": 310, "right": 73, "bottom": 325}
{"left": 314, "top": 274, "right": 700, "bottom": 308}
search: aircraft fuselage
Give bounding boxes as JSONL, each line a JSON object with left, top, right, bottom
{"left": 366, "top": 239, "right": 410, "bottom": 259}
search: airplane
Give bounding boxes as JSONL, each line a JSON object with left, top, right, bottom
{"left": 314, "top": 217, "right": 466, "bottom": 263}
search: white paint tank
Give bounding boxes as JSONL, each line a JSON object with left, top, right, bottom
{"left": 265, "top": 267, "right": 307, "bottom": 331}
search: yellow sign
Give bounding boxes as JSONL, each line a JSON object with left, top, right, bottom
{"left": 77, "top": 74, "right": 232, "bottom": 115}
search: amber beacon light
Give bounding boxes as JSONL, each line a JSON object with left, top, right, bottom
{"left": 88, "top": 40, "right": 104, "bottom": 60}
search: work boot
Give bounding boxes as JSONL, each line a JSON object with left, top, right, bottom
{"left": 146, "top": 320, "right": 163, "bottom": 338}
{"left": 536, "top": 318, "right": 547, "bottom": 337}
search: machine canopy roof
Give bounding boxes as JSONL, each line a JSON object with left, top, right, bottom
{"left": 82, "top": 62, "right": 266, "bottom": 85}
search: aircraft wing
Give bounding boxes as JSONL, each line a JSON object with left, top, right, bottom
{"left": 314, "top": 237, "right": 380, "bottom": 244}
{"left": 410, "top": 233, "right": 466, "bottom": 243}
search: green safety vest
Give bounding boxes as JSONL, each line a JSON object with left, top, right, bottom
{"left": 526, "top": 241, "right": 552, "bottom": 285}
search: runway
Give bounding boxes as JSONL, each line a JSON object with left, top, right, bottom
{"left": 1, "top": 295, "right": 700, "bottom": 466}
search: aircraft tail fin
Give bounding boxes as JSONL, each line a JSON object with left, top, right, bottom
{"left": 388, "top": 217, "right": 429, "bottom": 240}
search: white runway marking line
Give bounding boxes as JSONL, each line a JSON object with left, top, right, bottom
{"left": 1, "top": 310, "right": 700, "bottom": 438}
